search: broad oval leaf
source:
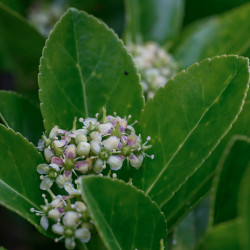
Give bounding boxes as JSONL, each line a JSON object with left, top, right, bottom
{"left": 124, "top": 0, "right": 184, "bottom": 44}
{"left": 0, "top": 91, "right": 43, "bottom": 144}
{"left": 80, "top": 176, "right": 166, "bottom": 250}
{"left": 133, "top": 55, "right": 249, "bottom": 208}
{"left": 0, "top": 2, "right": 45, "bottom": 99}
{"left": 172, "top": 3, "right": 250, "bottom": 69}
{"left": 0, "top": 125, "right": 45, "bottom": 233}
{"left": 211, "top": 136, "right": 250, "bottom": 226}
{"left": 39, "top": 8, "right": 143, "bottom": 132}
{"left": 163, "top": 99, "right": 250, "bottom": 231}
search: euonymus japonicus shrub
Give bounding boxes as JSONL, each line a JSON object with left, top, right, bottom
{"left": 0, "top": 7, "right": 250, "bottom": 250}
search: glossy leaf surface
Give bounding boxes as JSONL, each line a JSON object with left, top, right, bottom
{"left": 133, "top": 56, "right": 249, "bottom": 209}
{"left": 80, "top": 176, "right": 166, "bottom": 250}
{"left": 0, "top": 125, "right": 45, "bottom": 233}
{"left": 39, "top": 8, "right": 143, "bottom": 132}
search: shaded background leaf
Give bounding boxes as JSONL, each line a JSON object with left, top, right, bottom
{"left": 0, "top": 90, "right": 43, "bottom": 144}
{"left": 124, "top": 0, "right": 184, "bottom": 45}
{"left": 171, "top": 3, "right": 250, "bottom": 69}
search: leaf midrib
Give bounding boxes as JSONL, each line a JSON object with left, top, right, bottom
{"left": 145, "top": 70, "right": 238, "bottom": 197}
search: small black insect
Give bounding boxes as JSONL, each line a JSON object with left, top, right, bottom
{"left": 124, "top": 70, "right": 129, "bottom": 75}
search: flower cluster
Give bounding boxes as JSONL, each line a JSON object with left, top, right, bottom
{"left": 129, "top": 42, "right": 178, "bottom": 99}
{"left": 32, "top": 108, "right": 153, "bottom": 249}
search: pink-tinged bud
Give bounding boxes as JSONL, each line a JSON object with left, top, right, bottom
{"left": 65, "top": 144, "right": 76, "bottom": 159}
{"left": 56, "top": 171, "right": 72, "bottom": 188}
{"left": 44, "top": 148, "right": 54, "bottom": 162}
{"left": 103, "top": 136, "right": 119, "bottom": 152}
{"left": 75, "top": 161, "right": 89, "bottom": 174}
{"left": 51, "top": 156, "right": 63, "bottom": 166}
{"left": 90, "top": 140, "right": 101, "bottom": 154}
{"left": 98, "top": 123, "right": 112, "bottom": 135}
{"left": 93, "top": 159, "right": 104, "bottom": 173}
{"left": 130, "top": 154, "right": 144, "bottom": 169}
{"left": 76, "top": 142, "right": 90, "bottom": 156}
{"left": 107, "top": 155, "right": 124, "bottom": 170}
{"left": 126, "top": 134, "right": 141, "bottom": 149}
{"left": 40, "top": 215, "right": 49, "bottom": 231}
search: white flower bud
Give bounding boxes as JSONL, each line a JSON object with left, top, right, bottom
{"left": 72, "top": 128, "right": 87, "bottom": 136}
{"left": 90, "top": 131, "right": 102, "bottom": 142}
{"left": 40, "top": 215, "right": 49, "bottom": 231}
{"left": 130, "top": 154, "right": 144, "bottom": 169}
{"left": 107, "top": 155, "right": 124, "bottom": 171}
{"left": 75, "top": 201, "right": 87, "bottom": 212}
{"left": 90, "top": 140, "right": 101, "bottom": 154}
{"left": 64, "top": 182, "right": 81, "bottom": 195}
{"left": 49, "top": 125, "right": 59, "bottom": 138}
{"left": 93, "top": 159, "right": 104, "bottom": 173}
{"left": 53, "top": 139, "right": 66, "bottom": 148}
{"left": 48, "top": 208, "right": 60, "bottom": 220}
{"left": 40, "top": 176, "right": 53, "bottom": 190}
{"left": 37, "top": 164, "right": 49, "bottom": 174}
{"left": 44, "top": 148, "right": 53, "bottom": 162}
{"left": 103, "top": 136, "right": 119, "bottom": 152}
{"left": 56, "top": 174, "right": 68, "bottom": 188}
{"left": 84, "top": 118, "right": 97, "bottom": 127}
{"left": 51, "top": 195, "right": 63, "bottom": 208}
{"left": 75, "top": 227, "right": 91, "bottom": 243}
{"left": 75, "top": 134, "right": 87, "bottom": 145}
{"left": 98, "top": 123, "right": 112, "bottom": 135}
{"left": 76, "top": 142, "right": 90, "bottom": 156}
{"left": 126, "top": 134, "right": 141, "bottom": 150}
{"left": 75, "top": 161, "right": 89, "bottom": 174}
{"left": 63, "top": 211, "right": 79, "bottom": 227}
{"left": 49, "top": 163, "right": 60, "bottom": 172}
{"left": 65, "top": 238, "right": 76, "bottom": 250}
{"left": 52, "top": 223, "right": 64, "bottom": 235}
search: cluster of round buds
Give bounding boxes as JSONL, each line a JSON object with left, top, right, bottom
{"left": 37, "top": 108, "right": 153, "bottom": 191}
{"left": 34, "top": 108, "right": 153, "bottom": 248}
{"left": 128, "top": 42, "right": 178, "bottom": 99}
{"left": 30, "top": 188, "right": 94, "bottom": 249}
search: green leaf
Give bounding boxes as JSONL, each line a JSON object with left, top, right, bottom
{"left": 196, "top": 220, "right": 241, "bottom": 250}
{"left": 162, "top": 98, "right": 250, "bottom": 231}
{"left": 172, "top": 3, "right": 250, "bottom": 69}
{"left": 211, "top": 136, "right": 250, "bottom": 226}
{"left": 39, "top": 8, "right": 143, "bottom": 132}
{"left": 0, "top": 91, "right": 44, "bottom": 144}
{"left": 0, "top": 2, "right": 45, "bottom": 99}
{"left": 124, "top": 0, "right": 184, "bottom": 44}
{"left": 238, "top": 164, "right": 250, "bottom": 249}
{"left": 0, "top": 125, "right": 45, "bottom": 234}
{"left": 183, "top": 0, "right": 249, "bottom": 25}
{"left": 133, "top": 56, "right": 249, "bottom": 209}
{"left": 80, "top": 176, "right": 166, "bottom": 250}
{"left": 0, "top": 0, "right": 32, "bottom": 15}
